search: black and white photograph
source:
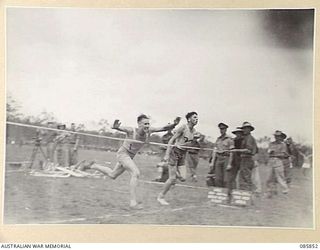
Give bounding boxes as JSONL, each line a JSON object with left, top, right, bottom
{"left": 4, "top": 7, "right": 314, "bottom": 227}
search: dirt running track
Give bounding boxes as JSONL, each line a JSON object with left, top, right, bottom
{"left": 4, "top": 145, "right": 313, "bottom": 227}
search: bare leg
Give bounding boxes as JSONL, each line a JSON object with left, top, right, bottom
{"left": 160, "top": 178, "right": 176, "bottom": 197}
{"left": 84, "top": 150, "right": 142, "bottom": 208}
{"left": 93, "top": 153, "right": 141, "bottom": 208}
{"left": 121, "top": 160, "right": 141, "bottom": 207}
{"left": 187, "top": 153, "right": 199, "bottom": 181}
{"left": 129, "top": 174, "right": 139, "bottom": 206}
{"left": 91, "top": 162, "right": 125, "bottom": 179}
{"left": 157, "top": 164, "right": 177, "bottom": 205}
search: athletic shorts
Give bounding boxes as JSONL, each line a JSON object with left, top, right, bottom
{"left": 168, "top": 147, "right": 186, "bottom": 166}
{"left": 117, "top": 146, "right": 136, "bottom": 167}
{"left": 168, "top": 147, "right": 187, "bottom": 181}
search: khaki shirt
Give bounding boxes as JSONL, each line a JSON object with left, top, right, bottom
{"left": 268, "top": 141, "right": 289, "bottom": 158}
{"left": 214, "top": 134, "right": 234, "bottom": 159}
{"left": 215, "top": 134, "right": 234, "bottom": 152}
{"left": 240, "top": 134, "right": 258, "bottom": 157}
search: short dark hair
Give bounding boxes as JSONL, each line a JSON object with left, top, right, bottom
{"left": 57, "top": 124, "right": 66, "bottom": 130}
{"left": 185, "top": 111, "right": 198, "bottom": 120}
{"left": 137, "top": 114, "right": 149, "bottom": 122}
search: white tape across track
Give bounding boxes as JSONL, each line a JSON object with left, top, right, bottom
{"left": 6, "top": 121, "right": 213, "bottom": 151}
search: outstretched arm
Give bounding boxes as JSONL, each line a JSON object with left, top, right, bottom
{"left": 150, "top": 117, "right": 181, "bottom": 133}
{"left": 111, "top": 119, "right": 132, "bottom": 134}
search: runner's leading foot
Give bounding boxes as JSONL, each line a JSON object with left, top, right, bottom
{"left": 130, "top": 202, "right": 144, "bottom": 210}
{"left": 157, "top": 195, "right": 169, "bottom": 205}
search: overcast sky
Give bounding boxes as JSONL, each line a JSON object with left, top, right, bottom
{"left": 6, "top": 8, "right": 314, "bottom": 143}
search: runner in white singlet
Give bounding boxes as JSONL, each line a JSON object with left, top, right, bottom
{"left": 157, "top": 112, "right": 201, "bottom": 205}
{"left": 85, "top": 114, "right": 181, "bottom": 209}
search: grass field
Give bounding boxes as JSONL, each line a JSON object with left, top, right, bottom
{"left": 3, "top": 144, "right": 314, "bottom": 227}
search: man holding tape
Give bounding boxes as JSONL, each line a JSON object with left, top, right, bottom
{"left": 83, "top": 114, "right": 181, "bottom": 210}
{"left": 234, "top": 122, "right": 258, "bottom": 192}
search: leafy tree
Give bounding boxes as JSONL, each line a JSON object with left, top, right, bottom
{"left": 6, "top": 95, "right": 23, "bottom": 121}
{"left": 77, "top": 123, "right": 86, "bottom": 131}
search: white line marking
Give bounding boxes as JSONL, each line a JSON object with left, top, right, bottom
{"left": 103, "top": 189, "right": 129, "bottom": 194}
{"left": 7, "top": 170, "right": 208, "bottom": 190}
{"left": 6, "top": 170, "right": 28, "bottom": 173}
{"left": 6, "top": 170, "right": 208, "bottom": 190}
{"left": 170, "top": 205, "right": 203, "bottom": 212}
{"left": 217, "top": 204, "right": 243, "bottom": 209}
{"left": 7, "top": 161, "right": 31, "bottom": 164}
{"left": 140, "top": 180, "right": 208, "bottom": 190}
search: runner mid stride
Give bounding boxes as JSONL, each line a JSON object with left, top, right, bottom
{"left": 157, "top": 111, "right": 200, "bottom": 205}
{"left": 84, "top": 114, "right": 181, "bottom": 209}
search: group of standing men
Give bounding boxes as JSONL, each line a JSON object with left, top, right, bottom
{"left": 207, "top": 122, "right": 258, "bottom": 196}
{"left": 207, "top": 121, "right": 295, "bottom": 199}
{"left": 42, "top": 122, "right": 80, "bottom": 168}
